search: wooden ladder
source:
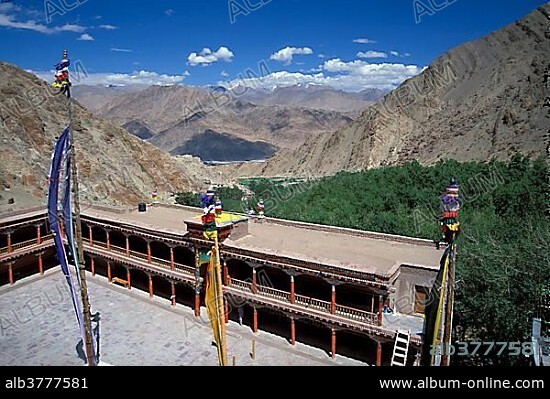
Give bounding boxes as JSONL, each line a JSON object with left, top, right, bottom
{"left": 391, "top": 330, "right": 410, "bottom": 366}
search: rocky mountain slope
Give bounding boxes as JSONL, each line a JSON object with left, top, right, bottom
{"left": 240, "top": 4, "right": 549, "bottom": 177}
{"left": 0, "top": 62, "right": 210, "bottom": 211}
{"left": 71, "top": 84, "right": 144, "bottom": 111}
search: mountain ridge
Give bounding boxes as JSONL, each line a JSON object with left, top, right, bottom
{"left": 234, "top": 4, "right": 549, "bottom": 177}
{"left": 93, "top": 85, "right": 354, "bottom": 159}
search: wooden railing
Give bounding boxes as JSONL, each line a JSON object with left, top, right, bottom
{"left": 257, "top": 284, "right": 291, "bottom": 302}
{"left": 294, "top": 293, "right": 332, "bottom": 312}
{"left": 228, "top": 277, "right": 377, "bottom": 325}
{"left": 83, "top": 239, "right": 196, "bottom": 275}
{"left": 222, "top": 247, "right": 390, "bottom": 289}
{"left": 82, "top": 217, "right": 189, "bottom": 247}
{"left": 230, "top": 279, "right": 253, "bottom": 291}
{"left": 1, "top": 236, "right": 379, "bottom": 328}
{"left": 0, "top": 234, "right": 54, "bottom": 255}
{"left": 335, "top": 303, "right": 377, "bottom": 324}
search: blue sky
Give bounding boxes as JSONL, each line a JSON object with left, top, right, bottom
{"left": 0, "top": 0, "right": 546, "bottom": 91}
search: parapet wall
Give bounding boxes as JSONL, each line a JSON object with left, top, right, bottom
{"left": 0, "top": 205, "right": 45, "bottom": 219}
{"left": 83, "top": 203, "right": 130, "bottom": 215}
{"left": 155, "top": 203, "right": 440, "bottom": 248}
{"left": 264, "top": 217, "right": 441, "bottom": 248}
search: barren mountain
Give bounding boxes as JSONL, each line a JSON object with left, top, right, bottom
{"left": 95, "top": 85, "right": 353, "bottom": 158}
{"left": 71, "top": 84, "right": 144, "bottom": 111}
{"left": 98, "top": 85, "right": 210, "bottom": 133}
{"left": 241, "top": 5, "right": 550, "bottom": 177}
{"left": 122, "top": 120, "right": 154, "bottom": 140}
{"left": 238, "top": 84, "right": 386, "bottom": 114}
{"left": 171, "top": 129, "right": 277, "bottom": 162}
{"left": 0, "top": 62, "right": 211, "bottom": 211}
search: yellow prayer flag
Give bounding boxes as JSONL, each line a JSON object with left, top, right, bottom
{"left": 204, "top": 242, "right": 228, "bottom": 366}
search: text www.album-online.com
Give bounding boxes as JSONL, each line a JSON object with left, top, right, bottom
{"left": 379, "top": 378, "right": 545, "bottom": 389}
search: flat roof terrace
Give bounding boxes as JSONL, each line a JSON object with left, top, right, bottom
{"left": 225, "top": 220, "right": 441, "bottom": 277}
{"left": 81, "top": 204, "right": 197, "bottom": 235}
{"left": 81, "top": 205, "right": 442, "bottom": 277}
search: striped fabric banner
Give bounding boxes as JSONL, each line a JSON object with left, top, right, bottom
{"left": 47, "top": 126, "right": 92, "bottom": 362}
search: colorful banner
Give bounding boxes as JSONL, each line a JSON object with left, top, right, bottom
{"left": 204, "top": 241, "right": 228, "bottom": 366}
{"left": 47, "top": 126, "right": 93, "bottom": 363}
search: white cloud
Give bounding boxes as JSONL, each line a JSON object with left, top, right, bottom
{"left": 77, "top": 33, "right": 94, "bottom": 41}
{"left": 270, "top": 46, "right": 313, "bottom": 65}
{"left": 353, "top": 38, "right": 377, "bottom": 44}
{"left": 99, "top": 24, "right": 117, "bottom": 30}
{"left": 58, "top": 24, "right": 86, "bottom": 33}
{"left": 357, "top": 50, "right": 388, "bottom": 59}
{"left": 318, "top": 54, "right": 326, "bottom": 59}
{"left": 221, "top": 59, "right": 423, "bottom": 92}
{"left": 111, "top": 48, "right": 133, "bottom": 53}
{"left": 165, "top": 9, "right": 174, "bottom": 16}
{"left": 0, "top": 11, "right": 86, "bottom": 34}
{"left": 221, "top": 70, "right": 230, "bottom": 78}
{"left": 308, "top": 66, "right": 323, "bottom": 73}
{"left": 187, "top": 46, "right": 234, "bottom": 66}
{"left": 0, "top": 14, "right": 50, "bottom": 33}
{"left": 33, "top": 70, "right": 188, "bottom": 86}
{"left": 390, "top": 51, "right": 411, "bottom": 58}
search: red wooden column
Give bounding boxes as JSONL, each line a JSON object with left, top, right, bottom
{"left": 59, "top": 221, "right": 65, "bottom": 240}
{"left": 376, "top": 341, "right": 383, "bottom": 366}
{"left": 88, "top": 226, "right": 93, "bottom": 247}
{"left": 105, "top": 230, "right": 110, "bottom": 251}
{"left": 8, "top": 262, "right": 13, "bottom": 285}
{"left": 146, "top": 241, "right": 152, "bottom": 264}
{"left": 107, "top": 261, "right": 112, "bottom": 282}
{"left": 38, "top": 253, "right": 43, "bottom": 275}
{"left": 290, "top": 317, "right": 296, "bottom": 345}
{"left": 252, "top": 268, "right": 257, "bottom": 293}
{"left": 194, "top": 291, "right": 201, "bottom": 317}
{"left": 125, "top": 235, "right": 130, "bottom": 256}
{"left": 223, "top": 260, "right": 228, "bottom": 285}
{"left": 331, "top": 285, "right": 336, "bottom": 314}
{"left": 90, "top": 256, "right": 95, "bottom": 277}
{"left": 148, "top": 275, "right": 153, "bottom": 298}
{"left": 290, "top": 275, "right": 295, "bottom": 304}
{"left": 36, "top": 224, "right": 41, "bottom": 245}
{"left": 170, "top": 282, "right": 176, "bottom": 306}
{"left": 253, "top": 307, "right": 258, "bottom": 333}
{"left": 126, "top": 268, "right": 131, "bottom": 290}
{"left": 169, "top": 246, "right": 175, "bottom": 270}
{"left": 377, "top": 295, "right": 384, "bottom": 326}
{"left": 6, "top": 232, "right": 12, "bottom": 253}
{"left": 331, "top": 328, "right": 337, "bottom": 359}
{"left": 224, "top": 299, "right": 229, "bottom": 324}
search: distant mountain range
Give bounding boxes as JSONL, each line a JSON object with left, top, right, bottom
{"left": 81, "top": 84, "right": 360, "bottom": 162}
{"left": 74, "top": 83, "right": 385, "bottom": 115}
{"left": 236, "top": 85, "right": 386, "bottom": 113}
